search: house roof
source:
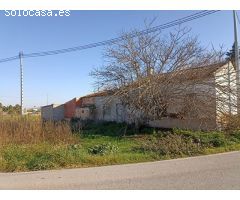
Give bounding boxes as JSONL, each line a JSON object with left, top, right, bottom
{"left": 112, "top": 61, "right": 231, "bottom": 93}
{"left": 171, "top": 61, "right": 228, "bottom": 79}
{"left": 135, "top": 61, "right": 229, "bottom": 85}
{"left": 71, "top": 61, "right": 230, "bottom": 102}
{"left": 80, "top": 90, "right": 113, "bottom": 99}
{"left": 41, "top": 104, "right": 60, "bottom": 108}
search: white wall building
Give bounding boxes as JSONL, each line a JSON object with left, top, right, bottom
{"left": 41, "top": 62, "right": 237, "bottom": 130}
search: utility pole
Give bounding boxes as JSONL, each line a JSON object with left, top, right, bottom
{"left": 19, "top": 51, "right": 24, "bottom": 116}
{"left": 233, "top": 11, "right": 240, "bottom": 114}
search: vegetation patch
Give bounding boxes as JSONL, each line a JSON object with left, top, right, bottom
{"left": 0, "top": 118, "right": 240, "bottom": 172}
{"left": 137, "top": 133, "right": 201, "bottom": 156}
{"left": 88, "top": 143, "right": 119, "bottom": 155}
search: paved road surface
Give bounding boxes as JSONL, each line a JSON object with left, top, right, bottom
{"left": 0, "top": 151, "right": 240, "bottom": 189}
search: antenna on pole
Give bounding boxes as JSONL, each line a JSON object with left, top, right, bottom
{"left": 233, "top": 11, "right": 240, "bottom": 114}
{"left": 19, "top": 51, "right": 24, "bottom": 116}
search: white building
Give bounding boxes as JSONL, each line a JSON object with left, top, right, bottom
{"left": 41, "top": 62, "right": 237, "bottom": 130}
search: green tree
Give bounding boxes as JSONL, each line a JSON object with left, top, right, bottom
{"left": 0, "top": 103, "right": 21, "bottom": 114}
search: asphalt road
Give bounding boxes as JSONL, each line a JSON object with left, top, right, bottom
{"left": 0, "top": 151, "right": 240, "bottom": 189}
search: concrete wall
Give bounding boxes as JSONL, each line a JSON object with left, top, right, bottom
{"left": 94, "top": 96, "right": 127, "bottom": 123}
{"left": 75, "top": 107, "right": 93, "bottom": 120}
{"left": 90, "top": 86, "right": 218, "bottom": 130}
{"left": 148, "top": 118, "right": 217, "bottom": 130}
{"left": 41, "top": 104, "right": 64, "bottom": 121}
{"left": 147, "top": 63, "right": 237, "bottom": 130}
{"left": 41, "top": 105, "right": 54, "bottom": 121}
{"left": 53, "top": 104, "right": 65, "bottom": 121}
{"left": 146, "top": 77, "right": 217, "bottom": 130}
{"left": 81, "top": 96, "right": 95, "bottom": 106}
{"left": 215, "top": 62, "right": 237, "bottom": 124}
{"left": 64, "top": 98, "right": 77, "bottom": 119}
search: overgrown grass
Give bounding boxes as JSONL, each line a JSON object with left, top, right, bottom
{"left": 0, "top": 118, "right": 240, "bottom": 172}
{"left": 0, "top": 115, "right": 77, "bottom": 144}
{"left": 0, "top": 138, "right": 157, "bottom": 172}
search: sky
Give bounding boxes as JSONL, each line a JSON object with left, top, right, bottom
{"left": 0, "top": 10, "right": 238, "bottom": 108}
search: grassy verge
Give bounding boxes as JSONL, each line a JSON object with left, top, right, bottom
{"left": 0, "top": 119, "right": 240, "bottom": 172}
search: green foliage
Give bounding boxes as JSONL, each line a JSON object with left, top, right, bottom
{"left": 0, "top": 103, "right": 21, "bottom": 115}
{"left": 135, "top": 129, "right": 240, "bottom": 157}
{"left": 26, "top": 152, "right": 57, "bottom": 171}
{"left": 81, "top": 121, "right": 128, "bottom": 136}
{"left": 79, "top": 121, "right": 157, "bottom": 137}
{"left": 173, "top": 129, "right": 227, "bottom": 147}
{"left": 1, "top": 145, "right": 30, "bottom": 171}
{"left": 138, "top": 133, "right": 201, "bottom": 156}
{"left": 231, "top": 130, "right": 240, "bottom": 140}
{"left": 1, "top": 123, "right": 240, "bottom": 172}
{"left": 227, "top": 130, "right": 240, "bottom": 144}
{"left": 88, "top": 143, "right": 119, "bottom": 155}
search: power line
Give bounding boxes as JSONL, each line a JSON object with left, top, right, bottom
{"left": 0, "top": 10, "right": 220, "bottom": 63}
{"left": 0, "top": 55, "right": 19, "bottom": 63}
{"left": 23, "top": 10, "right": 219, "bottom": 58}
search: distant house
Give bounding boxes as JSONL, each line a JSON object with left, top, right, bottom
{"left": 41, "top": 61, "right": 237, "bottom": 130}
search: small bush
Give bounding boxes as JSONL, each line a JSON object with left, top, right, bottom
{"left": 227, "top": 130, "right": 240, "bottom": 144}
{"left": 230, "top": 130, "right": 240, "bottom": 140}
{"left": 173, "top": 129, "right": 227, "bottom": 147}
{"left": 26, "top": 152, "right": 57, "bottom": 171}
{"left": 1, "top": 145, "right": 30, "bottom": 171}
{"left": 139, "top": 133, "right": 201, "bottom": 156}
{"left": 80, "top": 121, "right": 128, "bottom": 136}
{"left": 88, "top": 143, "right": 119, "bottom": 155}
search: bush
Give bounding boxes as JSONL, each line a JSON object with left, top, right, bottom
{"left": 80, "top": 121, "right": 128, "bottom": 136}
{"left": 228, "top": 130, "right": 240, "bottom": 144}
{"left": 173, "top": 129, "right": 227, "bottom": 147}
{"left": 1, "top": 145, "right": 30, "bottom": 171}
{"left": 230, "top": 130, "right": 240, "bottom": 140}
{"left": 88, "top": 143, "right": 119, "bottom": 155}
{"left": 26, "top": 152, "right": 57, "bottom": 171}
{"left": 0, "top": 143, "right": 85, "bottom": 172}
{"left": 139, "top": 133, "right": 201, "bottom": 156}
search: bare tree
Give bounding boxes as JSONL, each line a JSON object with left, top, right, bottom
{"left": 91, "top": 25, "right": 234, "bottom": 130}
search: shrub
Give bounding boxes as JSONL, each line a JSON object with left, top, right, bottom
{"left": 204, "top": 132, "right": 226, "bottom": 147}
{"left": 0, "top": 143, "right": 85, "bottom": 172}
{"left": 228, "top": 130, "right": 240, "bottom": 144}
{"left": 26, "top": 152, "right": 57, "bottom": 171}
{"left": 173, "top": 129, "right": 227, "bottom": 147}
{"left": 80, "top": 121, "right": 128, "bottom": 136}
{"left": 1, "top": 145, "right": 30, "bottom": 171}
{"left": 230, "top": 130, "right": 240, "bottom": 140}
{"left": 139, "top": 133, "right": 201, "bottom": 156}
{"left": 88, "top": 143, "right": 119, "bottom": 155}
